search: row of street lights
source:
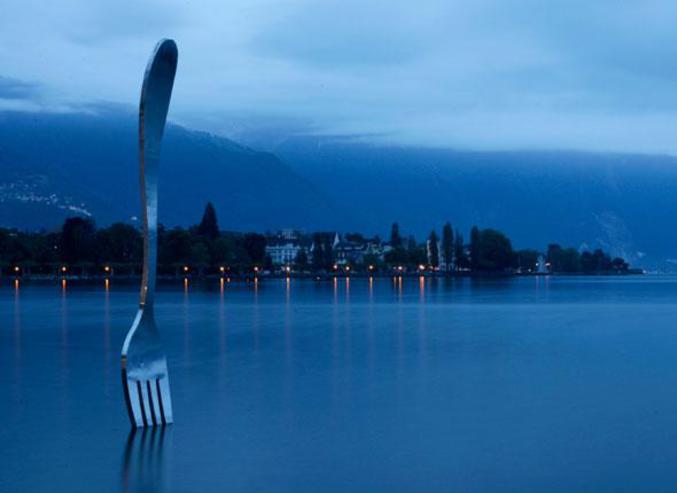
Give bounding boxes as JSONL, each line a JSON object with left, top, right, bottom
{"left": 7, "top": 262, "right": 441, "bottom": 278}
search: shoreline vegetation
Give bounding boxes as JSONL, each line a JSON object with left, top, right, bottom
{"left": 0, "top": 203, "right": 640, "bottom": 281}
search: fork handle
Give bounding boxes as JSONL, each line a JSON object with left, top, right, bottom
{"left": 138, "top": 39, "right": 178, "bottom": 309}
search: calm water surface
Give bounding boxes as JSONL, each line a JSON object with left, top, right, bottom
{"left": 2, "top": 276, "right": 677, "bottom": 492}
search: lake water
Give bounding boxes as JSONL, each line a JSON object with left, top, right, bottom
{"left": 2, "top": 276, "right": 677, "bottom": 492}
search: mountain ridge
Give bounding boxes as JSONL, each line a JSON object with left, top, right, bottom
{"left": 2, "top": 110, "right": 677, "bottom": 269}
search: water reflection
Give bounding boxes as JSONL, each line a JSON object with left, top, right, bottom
{"left": 60, "top": 279, "right": 68, "bottom": 367}
{"left": 12, "top": 279, "right": 21, "bottom": 403}
{"left": 13, "top": 278, "right": 20, "bottom": 356}
{"left": 182, "top": 278, "right": 191, "bottom": 366}
{"left": 121, "top": 427, "right": 171, "bottom": 493}
{"left": 219, "top": 278, "right": 227, "bottom": 361}
{"left": 103, "top": 280, "right": 111, "bottom": 396}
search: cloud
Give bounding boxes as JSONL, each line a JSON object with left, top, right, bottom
{"left": 0, "top": 76, "right": 40, "bottom": 100}
{"left": 249, "top": 1, "right": 442, "bottom": 66}
{"left": 2, "top": 0, "right": 677, "bottom": 154}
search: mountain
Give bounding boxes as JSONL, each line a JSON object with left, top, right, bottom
{"left": 271, "top": 137, "right": 677, "bottom": 269}
{"left": 0, "top": 110, "right": 339, "bottom": 232}
{"left": 2, "top": 110, "right": 677, "bottom": 269}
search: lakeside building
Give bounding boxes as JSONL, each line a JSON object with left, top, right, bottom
{"left": 309, "top": 232, "right": 340, "bottom": 264}
{"left": 426, "top": 237, "right": 449, "bottom": 271}
{"left": 265, "top": 230, "right": 309, "bottom": 266}
{"left": 334, "top": 234, "right": 384, "bottom": 265}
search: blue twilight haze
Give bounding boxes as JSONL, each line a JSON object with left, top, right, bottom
{"left": 1, "top": 1, "right": 677, "bottom": 152}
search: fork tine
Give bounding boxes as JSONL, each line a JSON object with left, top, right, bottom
{"left": 125, "top": 379, "right": 145, "bottom": 427}
{"left": 138, "top": 380, "right": 152, "bottom": 427}
{"left": 145, "top": 380, "right": 158, "bottom": 426}
{"left": 153, "top": 378, "right": 166, "bottom": 425}
{"left": 158, "top": 377, "right": 173, "bottom": 424}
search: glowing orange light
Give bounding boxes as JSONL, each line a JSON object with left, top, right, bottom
{"left": 397, "top": 265, "right": 403, "bottom": 271}
{"left": 183, "top": 265, "right": 189, "bottom": 272}
{"left": 220, "top": 266, "right": 225, "bottom": 273}
{"left": 345, "top": 266, "right": 350, "bottom": 271}
{"left": 419, "top": 264, "right": 425, "bottom": 271}
{"left": 61, "top": 266, "right": 67, "bottom": 273}
{"left": 254, "top": 266, "right": 259, "bottom": 273}
{"left": 104, "top": 265, "right": 110, "bottom": 272}
{"left": 14, "top": 266, "right": 20, "bottom": 272}
{"left": 368, "top": 265, "right": 374, "bottom": 271}
{"left": 333, "top": 264, "right": 338, "bottom": 270}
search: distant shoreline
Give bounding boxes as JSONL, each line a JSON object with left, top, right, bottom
{"left": 2, "top": 270, "right": 644, "bottom": 284}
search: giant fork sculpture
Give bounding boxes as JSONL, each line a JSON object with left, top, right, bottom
{"left": 121, "top": 39, "right": 178, "bottom": 427}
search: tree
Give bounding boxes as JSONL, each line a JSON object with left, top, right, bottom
{"left": 294, "top": 249, "right": 309, "bottom": 270}
{"left": 197, "top": 202, "right": 220, "bottom": 240}
{"left": 517, "top": 249, "right": 540, "bottom": 272}
{"left": 591, "top": 249, "right": 612, "bottom": 272}
{"left": 96, "top": 223, "right": 141, "bottom": 264}
{"left": 611, "top": 257, "right": 629, "bottom": 272}
{"left": 61, "top": 217, "right": 96, "bottom": 265}
{"left": 474, "top": 228, "right": 516, "bottom": 272}
{"left": 159, "top": 227, "right": 192, "bottom": 268}
{"left": 210, "top": 236, "right": 234, "bottom": 266}
{"left": 406, "top": 236, "right": 427, "bottom": 267}
{"left": 547, "top": 244, "right": 580, "bottom": 273}
{"left": 428, "top": 230, "right": 439, "bottom": 268}
{"left": 311, "top": 234, "right": 325, "bottom": 271}
{"left": 454, "top": 230, "right": 467, "bottom": 271}
{"left": 441, "top": 222, "right": 453, "bottom": 273}
{"left": 390, "top": 222, "right": 402, "bottom": 248}
{"left": 470, "top": 226, "right": 480, "bottom": 271}
{"left": 190, "top": 241, "right": 211, "bottom": 275}
{"left": 310, "top": 233, "right": 335, "bottom": 271}
{"left": 243, "top": 233, "right": 266, "bottom": 265}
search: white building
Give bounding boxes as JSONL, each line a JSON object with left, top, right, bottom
{"left": 265, "top": 230, "right": 308, "bottom": 266}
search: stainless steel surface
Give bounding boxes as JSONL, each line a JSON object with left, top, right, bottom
{"left": 121, "top": 39, "right": 178, "bottom": 428}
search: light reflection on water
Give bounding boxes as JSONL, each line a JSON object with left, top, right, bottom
{"left": 121, "top": 427, "right": 172, "bottom": 493}
{"left": 3, "top": 276, "right": 677, "bottom": 491}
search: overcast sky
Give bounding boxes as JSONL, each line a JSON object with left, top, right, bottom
{"left": 2, "top": 0, "right": 677, "bottom": 153}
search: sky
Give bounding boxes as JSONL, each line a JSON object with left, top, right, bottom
{"left": 2, "top": 0, "right": 677, "bottom": 153}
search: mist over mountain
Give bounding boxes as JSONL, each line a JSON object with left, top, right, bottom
{"left": 271, "top": 137, "right": 677, "bottom": 269}
{"left": 0, "top": 110, "right": 338, "bottom": 232}
{"left": 1, "top": 110, "right": 677, "bottom": 269}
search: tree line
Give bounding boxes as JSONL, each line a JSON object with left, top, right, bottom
{"left": 0, "top": 202, "right": 633, "bottom": 277}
